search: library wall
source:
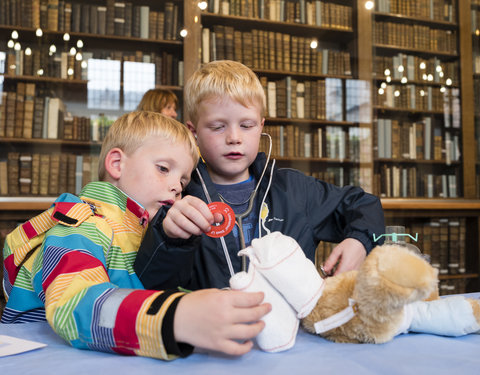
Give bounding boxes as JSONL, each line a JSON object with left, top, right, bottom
{"left": 1, "top": 0, "right": 480, "bottom": 296}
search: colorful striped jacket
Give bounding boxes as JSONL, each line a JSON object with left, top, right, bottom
{"left": 2, "top": 181, "right": 191, "bottom": 359}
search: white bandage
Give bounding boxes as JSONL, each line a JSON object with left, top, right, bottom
{"left": 239, "top": 232, "right": 324, "bottom": 318}
{"left": 229, "top": 266, "right": 299, "bottom": 352}
{"left": 407, "top": 296, "right": 480, "bottom": 336}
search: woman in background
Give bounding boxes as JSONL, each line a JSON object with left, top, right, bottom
{"left": 138, "top": 88, "right": 178, "bottom": 119}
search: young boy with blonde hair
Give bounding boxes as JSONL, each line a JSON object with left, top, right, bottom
{"left": 135, "top": 60, "right": 385, "bottom": 291}
{"left": 2, "top": 111, "right": 270, "bottom": 359}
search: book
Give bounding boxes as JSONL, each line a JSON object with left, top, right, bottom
{"left": 139, "top": 5, "right": 149, "bottom": 38}
{"left": 267, "top": 81, "right": 276, "bottom": 118}
{"left": 39, "top": 154, "right": 50, "bottom": 195}
{"left": 448, "top": 219, "right": 460, "bottom": 275}
{"left": 15, "top": 82, "right": 26, "bottom": 138}
{"left": 67, "top": 153, "right": 77, "bottom": 194}
{"left": 0, "top": 160, "right": 8, "bottom": 195}
{"left": 48, "top": 153, "right": 60, "bottom": 195}
{"left": 7, "top": 152, "right": 20, "bottom": 196}
{"left": 46, "top": 98, "right": 64, "bottom": 139}
{"left": 19, "top": 154, "right": 32, "bottom": 195}
{"left": 0, "top": 92, "right": 7, "bottom": 137}
{"left": 31, "top": 153, "right": 40, "bottom": 195}
{"left": 47, "top": 0, "right": 59, "bottom": 31}
{"left": 22, "top": 83, "right": 35, "bottom": 138}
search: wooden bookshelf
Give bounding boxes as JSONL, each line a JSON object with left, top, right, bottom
{"left": 0, "top": 0, "right": 184, "bottom": 200}
{"left": 2, "top": 0, "right": 480, "bottom": 294}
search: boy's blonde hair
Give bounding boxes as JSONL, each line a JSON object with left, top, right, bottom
{"left": 184, "top": 60, "right": 266, "bottom": 124}
{"left": 98, "top": 111, "right": 198, "bottom": 181}
{"left": 137, "top": 89, "right": 178, "bottom": 112}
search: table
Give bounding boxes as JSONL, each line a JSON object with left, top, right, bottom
{"left": 1, "top": 295, "right": 480, "bottom": 375}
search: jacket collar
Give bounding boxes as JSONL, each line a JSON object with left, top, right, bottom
{"left": 190, "top": 152, "right": 271, "bottom": 195}
{"left": 79, "top": 181, "right": 149, "bottom": 228}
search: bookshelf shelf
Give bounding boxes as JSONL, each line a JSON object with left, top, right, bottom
{"left": 372, "top": 77, "right": 459, "bottom": 88}
{"left": 373, "top": 12, "right": 458, "bottom": 29}
{"left": 274, "top": 156, "right": 359, "bottom": 164}
{"left": 1, "top": 74, "right": 88, "bottom": 85}
{"left": 0, "top": 25, "right": 183, "bottom": 47}
{"left": 253, "top": 68, "right": 352, "bottom": 80}
{"left": 376, "top": 158, "right": 461, "bottom": 165}
{"left": 264, "top": 118, "right": 357, "bottom": 126}
{"left": 373, "top": 44, "right": 458, "bottom": 59}
{"left": 0, "top": 137, "right": 102, "bottom": 147}
{"left": 0, "top": 197, "right": 55, "bottom": 211}
{"left": 381, "top": 199, "right": 480, "bottom": 210}
{"left": 374, "top": 106, "right": 452, "bottom": 116}
{"left": 200, "top": 12, "right": 354, "bottom": 39}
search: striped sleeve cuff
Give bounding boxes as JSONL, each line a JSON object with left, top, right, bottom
{"left": 147, "top": 290, "right": 194, "bottom": 358}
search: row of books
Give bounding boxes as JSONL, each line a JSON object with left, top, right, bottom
{"left": 407, "top": 217, "right": 466, "bottom": 276}
{"left": 0, "top": 87, "right": 104, "bottom": 142}
{"left": 0, "top": 0, "right": 181, "bottom": 41}
{"left": 1, "top": 152, "right": 99, "bottom": 196}
{"left": 206, "top": 0, "right": 352, "bottom": 30}
{"left": 260, "top": 76, "right": 344, "bottom": 121}
{"left": 375, "top": 84, "right": 460, "bottom": 116}
{"left": 374, "top": 166, "right": 459, "bottom": 198}
{"left": 260, "top": 124, "right": 362, "bottom": 161}
{"left": 374, "top": 21, "right": 457, "bottom": 54}
{"left": 5, "top": 49, "right": 84, "bottom": 81}
{"left": 375, "top": 0, "right": 456, "bottom": 23}
{"left": 201, "top": 26, "right": 352, "bottom": 76}
{"left": 375, "top": 118, "right": 461, "bottom": 163}
{"left": 3, "top": 49, "right": 183, "bottom": 88}
{"left": 373, "top": 54, "right": 459, "bottom": 86}
{"left": 310, "top": 167, "right": 361, "bottom": 188}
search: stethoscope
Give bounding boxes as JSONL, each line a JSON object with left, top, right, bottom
{"left": 196, "top": 132, "right": 273, "bottom": 275}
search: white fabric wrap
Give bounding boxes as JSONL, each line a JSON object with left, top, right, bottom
{"left": 229, "top": 267, "right": 299, "bottom": 353}
{"left": 238, "top": 232, "right": 324, "bottom": 318}
{"left": 405, "top": 296, "right": 480, "bottom": 336}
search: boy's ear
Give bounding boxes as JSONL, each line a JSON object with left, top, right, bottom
{"left": 186, "top": 121, "right": 197, "bottom": 139}
{"left": 261, "top": 117, "right": 265, "bottom": 128}
{"left": 104, "top": 148, "right": 124, "bottom": 181}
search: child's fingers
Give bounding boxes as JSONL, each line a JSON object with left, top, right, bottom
{"left": 181, "top": 195, "right": 214, "bottom": 223}
{"left": 323, "top": 248, "right": 341, "bottom": 273}
{"left": 230, "top": 320, "right": 266, "bottom": 341}
{"left": 229, "top": 291, "right": 266, "bottom": 307}
{"left": 218, "top": 339, "right": 254, "bottom": 356}
{"left": 232, "top": 302, "right": 271, "bottom": 324}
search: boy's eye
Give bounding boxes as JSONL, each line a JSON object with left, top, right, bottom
{"left": 209, "top": 123, "right": 225, "bottom": 131}
{"left": 157, "top": 165, "right": 169, "bottom": 173}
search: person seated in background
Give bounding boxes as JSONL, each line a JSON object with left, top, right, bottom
{"left": 1, "top": 111, "right": 270, "bottom": 359}
{"left": 137, "top": 88, "right": 178, "bottom": 119}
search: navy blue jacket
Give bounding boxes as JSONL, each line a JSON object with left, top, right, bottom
{"left": 134, "top": 153, "right": 385, "bottom": 290}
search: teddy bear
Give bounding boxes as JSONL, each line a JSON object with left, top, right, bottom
{"left": 229, "top": 232, "right": 480, "bottom": 352}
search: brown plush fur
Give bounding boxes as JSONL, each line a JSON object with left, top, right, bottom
{"left": 302, "top": 245, "right": 439, "bottom": 343}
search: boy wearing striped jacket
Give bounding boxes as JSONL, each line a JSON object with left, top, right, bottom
{"left": 2, "top": 111, "right": 270, "bottom": 359}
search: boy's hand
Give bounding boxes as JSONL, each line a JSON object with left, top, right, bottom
{"left": 173, "top": 289, "right": 271, "bottom": 356}
{"left": 163, "top": 196, "right": 215, "bottom": 239}
{"left": 323, "top": 238, "right": 367, "bottom": 276}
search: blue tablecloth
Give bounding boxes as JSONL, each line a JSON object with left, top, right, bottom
{"left": 1, "top": 294, "right": 480, "bottom": 374}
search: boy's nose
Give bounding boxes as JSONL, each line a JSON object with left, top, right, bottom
{"left": 169, "top": 179, "right": 182, "bottom": 198}
{"left": 226, "top": 129, "right": 241, "bottom": 144}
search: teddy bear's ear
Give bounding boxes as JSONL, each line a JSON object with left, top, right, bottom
{"left": 354, "top": 245, "right": 438, "bottom": 315}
